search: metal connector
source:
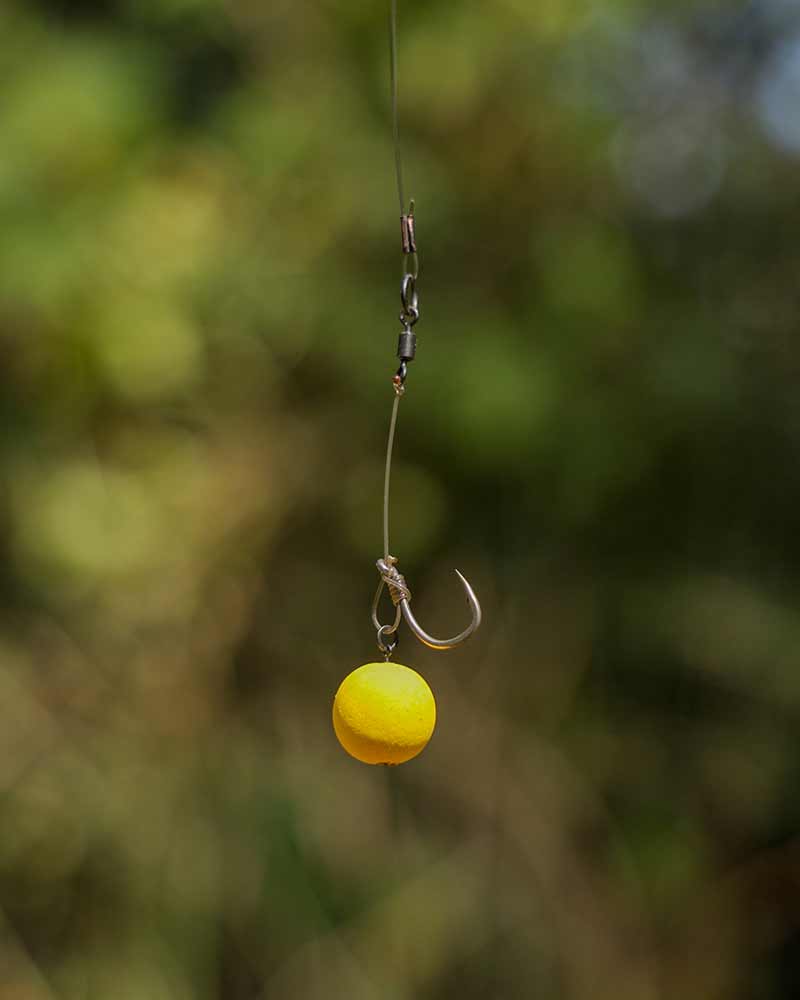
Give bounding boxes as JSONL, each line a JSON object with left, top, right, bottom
{"left": 397, "top": 330, "right": 417, "bottom": 362}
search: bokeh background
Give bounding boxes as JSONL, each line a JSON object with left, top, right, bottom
{"left": 2, "top": 0, "right": 800, "bottom": 996}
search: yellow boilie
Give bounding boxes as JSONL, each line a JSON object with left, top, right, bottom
{"left": 333, "top": 661, "right": 436, "bottom": 765}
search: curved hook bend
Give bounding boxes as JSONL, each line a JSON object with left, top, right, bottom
{"left": 375, "top": 558, "right": 482, "bottom": 651}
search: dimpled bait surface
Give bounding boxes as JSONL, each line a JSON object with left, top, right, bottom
{"left": 333, "top": 661, "right": 436, "bottom": 765}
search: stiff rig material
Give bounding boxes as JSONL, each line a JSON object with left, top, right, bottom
{"left": 332, "top": 1, "right": 483, "bottom": 766}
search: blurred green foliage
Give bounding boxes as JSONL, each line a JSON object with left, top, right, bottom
{"left": 1, "top": 0, "right": 800, "bottom": 997}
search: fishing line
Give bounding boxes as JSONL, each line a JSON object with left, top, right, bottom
{"left": 332, "top": 0, "right": 483, "bottom": 769}
{"left": 390, "top": 0, "right": 405, "bottom": 216}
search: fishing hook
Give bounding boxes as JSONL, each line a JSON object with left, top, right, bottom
{"left": 373, "top": 557, "right": 482, "bottom": 651}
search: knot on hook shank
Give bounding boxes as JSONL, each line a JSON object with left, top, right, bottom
{"left": 376, "top": 556, "right": 412, "bottom": 606}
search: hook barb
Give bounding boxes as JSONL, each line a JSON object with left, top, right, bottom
{"left": 375, "top": 558, "right": 482, "bottom": 651}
